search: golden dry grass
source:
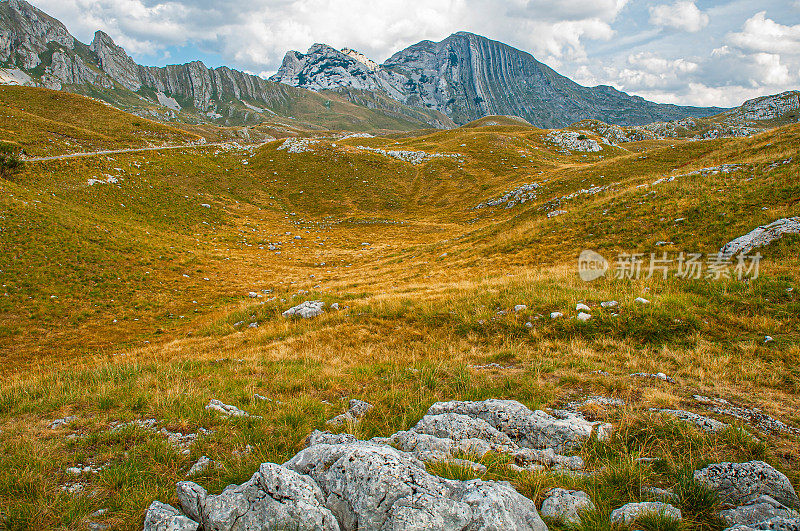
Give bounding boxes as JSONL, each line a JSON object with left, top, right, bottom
{"left": 0, "top": 88, "right": 798, "bottom": 529}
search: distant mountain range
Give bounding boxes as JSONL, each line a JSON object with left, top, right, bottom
{"left": 0, "top": 0, "right": 453, "bottom": 130}
{"left": 1, "top": 0, "right": 796, "bottom": 131}
{"left": 271, "top": 32, "right": 725, "bottom": 128}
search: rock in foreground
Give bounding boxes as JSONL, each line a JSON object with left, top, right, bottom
{"left": 193, "top": 463, "right": 339, "bottom": 530}
{"left": 425, "top": 399, "right": 611, "bottom": 452}
{"left": 694, "top": 461, "right": 800, "bottom": 509}
{"left": 285, "top": 440, "right": 547, "bottom": 530}
{"left": 143, "top": 501, "right": 198, "bottom": 531}
{"left": 151, "top": 441, "right": 548, "bottom": 531}
{"left": 719, "top": 495, "right": 800, "bottom": 528}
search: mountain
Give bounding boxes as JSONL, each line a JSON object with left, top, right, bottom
{"left": 0, "top": 0, "right": 453, "bottom": 130}
{"left": 271, "top": 32, "right": 725, "bottom": 128}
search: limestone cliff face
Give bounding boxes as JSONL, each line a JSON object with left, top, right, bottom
{"left": 90, "top": 30, "right": 140, "bottom": 91}
{"left": 0, "top": 1, "right": 452, "bottom": 128}
{"left": 41, "top": 48, "right": 111, "bottom": 89}
{"left": 0, "top": 0, "right": 73, "bottom": 69}
{"left": 273, "top": 32, "right": 725, "bottom": 128}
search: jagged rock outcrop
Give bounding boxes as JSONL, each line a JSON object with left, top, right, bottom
{"left": 341, "top": 48, "right": 378, "bottom": 71}
{"left": 143, "top": 501, "right": 199, "bottom": 531}
{"left": 284, "top": 441, "right": 547, "bottom": 530}
{"left": 424, "top": 398, "right": 611, "bottom": 452}
{"left": 272, "top": 32, "right": 723, "bottom": 127}
{"left": 726, "top": 91, "right": 800, "bottom": 123}
{"left": 195, "top": 463, "right": 340, "bottom": 530}
{"left": 272, "top": 44, "right": 397, "bottom": 96}
{"left": 162, "top": 441, "right": 548, "bottom": 531}
{"left": 142, "top": 398, "right": 604, "bottom": 529}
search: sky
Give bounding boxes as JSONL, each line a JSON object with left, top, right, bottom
{"left": 28, "top": 0, "right": 800, "bottom": 107}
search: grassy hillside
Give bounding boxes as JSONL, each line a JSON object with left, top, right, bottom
{"left": 65, "top": 75, "right": 455, "bottom": 133}
{"left": 0, "top": 86, "right": 201, "bottom": 157}
{"left": 0, "top": 89, "right": 798, "bottom": 529}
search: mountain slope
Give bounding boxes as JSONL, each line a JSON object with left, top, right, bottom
{"left": 272, "top": 32, "right": 725, "bottom": 128}
{"left": 0, "top": 81, "right": 799, "bottom": 529}
{"left": 0, "top": 0, "right": 453, "bottom": 130}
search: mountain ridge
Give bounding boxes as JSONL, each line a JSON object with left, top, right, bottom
{"left": 271, "top": 31, "right": 726, "bottom": 128}
{"left": 0, "top": 0, "right": 454, "bottom": 130}
{"left": 2, "top": 0, "right": 798, "bottom": 132}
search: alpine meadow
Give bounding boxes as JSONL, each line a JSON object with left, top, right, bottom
{"left": 0, "top": 1, "right": 799, "bottom": 530}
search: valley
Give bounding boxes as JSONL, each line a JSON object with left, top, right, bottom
{"left": 1, "top": 2, "right": 799, "bottom": 528}
{"left": 0, "top": 84, "right": 798, "bottom": 530}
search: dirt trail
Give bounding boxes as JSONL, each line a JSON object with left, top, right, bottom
{"left": 22, "top": 142, "right": 263, "bottom": 162}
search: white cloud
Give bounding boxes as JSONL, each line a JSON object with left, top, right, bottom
{"left": 632, "top": 83, "right": 767, "bottom": 107}
{"left": 31, "top": 0, "right": 626, "bottom": 69}
{"left": 25, "top": 0, "right": 800, "bottom": 108}
{"left": 728, "top": 11, "right": 800, "bottom": 54}
{"left": 649, "top": 1, "right": 709, "bottom": 33}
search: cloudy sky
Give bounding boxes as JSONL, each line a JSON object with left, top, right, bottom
{"left": 30, "top": 0, "right": 800, "bottom": 107}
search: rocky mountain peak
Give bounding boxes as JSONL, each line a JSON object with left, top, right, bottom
{"left": 270, "top": 43, "right": 389, "bottom": 93}
{"left": 90, "top": 30, "right": 141, "bottom": 91}
{"left": 272, "top": 31, "right": 724, "bottom": 127}
{"left": 341, "top": 47, "right": 378, "bottom": 71}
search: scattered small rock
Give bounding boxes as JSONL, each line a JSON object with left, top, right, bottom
{"left": 541, "top": 488, "right": 596, "bottom": 525}
{"left": 205, "top": 399, "right": 253, "bottom": 418}
{"left": 186, "top": 456, "right": 215, "bottom": 477}
{"left": 651, "top": 408, "right": 729, "bottom": 433}
{"left": 61, "top": 482, "right": 85, "bottom": 494}
{"left": 693, "top": 396, "right": 800, "bottom": 435}
{"left": 326, "top": 399, "right": 374, "bottom": 426}
{"left": 631, "top": 372, "right": 676, "bottom": 384}
{"left": 283, "top": 300, "right": 325, "bottom": 319}
{"left": 49, "top": 416, "right": 77, "bottom": 429}
{"left": 467, "top": 363, "right": 515, "bottom": 370}
{"left": 610, "top": 502, "right": 682, "bottom": 525}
